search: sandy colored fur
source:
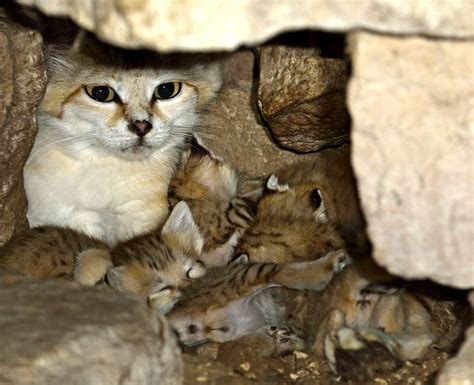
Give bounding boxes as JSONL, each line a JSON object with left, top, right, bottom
{"left": 238, "top": 181, "right": 345, "bottom": 263}
{"left": 0, "top": 226, "right": 108, "bottom": 281}
{"left": 169, "top": 148, "right": 263, "bottom": 265}
{"left": 25, "top": 34, "right": 222, "bottom": 246}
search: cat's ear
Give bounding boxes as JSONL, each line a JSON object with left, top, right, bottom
{"left": 162, "top": 201, "right": 204, "bottom": 254}
{"left": 310, "top": 188, "right": 328, "bottom": 223}
{"left": 70, "top": 31, "right": 105, "bottom": 58}
{"left": 106, "top": 266, "right": 127, "bottom": 291}
{"left": 266, "top": 175, "right": 289, "bottom": 192}
{"left": 229, "top": 253, "right": 249, "bottom": 265}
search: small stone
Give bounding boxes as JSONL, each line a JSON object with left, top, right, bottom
{"left": 239, "top": 362, "right": 251, "bottom": 372}
{"left": 289, "top": 373, "right": 299, "bottom": 380}
{"left": 196, "top": 376, "right": 208, "bottom": 383}
{"left": 294, "top": 351, "right": 308, "bottom": 359}
{"left": 374, "top": 379, "right": 388, "bottom": 385}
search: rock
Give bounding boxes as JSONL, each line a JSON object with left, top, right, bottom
{"left": 349, "top": 32, "right": 474, "bottom": 288}
{"left": 17, "top": 0, "right": 473, "bottom": 51}
{"left": 197, "top": 50, "right": 342, "bottom": 176}
{"left": 0, "top": 18, "right": 46, "bottom": 246}
{"left": 0, "top": 277, "right": 182, "bottom": 385}
{"left": 258, "top": 45, "right": 349, "bottom": 152}
{"left": 436, "top": 292, "right": 474, "bottom": 385}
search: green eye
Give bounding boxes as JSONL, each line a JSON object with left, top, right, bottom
{"left": 154, "top": 82, "right": 182, "bottom": 100}
{"left": 84, "top": 85, "right": 116, "bottom": 102}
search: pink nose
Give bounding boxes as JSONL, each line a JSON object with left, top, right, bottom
{"left": 129, "top": 120, "right": 152, "bottom": 137}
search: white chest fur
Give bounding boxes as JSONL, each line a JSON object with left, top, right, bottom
{"left": 24, "top": 134, "right": 177, "bottom": 246}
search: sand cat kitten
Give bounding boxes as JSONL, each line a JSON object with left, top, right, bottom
{"left": 275, "top": 147, "right": 369, "bottom": 256}
{"left": 237, "top": 175, "right": 345, "bottom": 263}
{"left": 25, "top": 33, "right": 222, "bottom": 246}
{"left": 0, "top": 201, "right": 206, "bottom": 311}
{"left": 106, "top": 201, "right": 207, "bottom": 314}
{"left": 168, "top": 249, "right": 351, "bottom": 345}
{"left": 0, "top": 227, "right": 111, "bottom": 286}
{"left": 167, "top": 255, "right": 465, "bottom": 381}
{"left": 169, "top": 146, "right": 264, "bottom": 266}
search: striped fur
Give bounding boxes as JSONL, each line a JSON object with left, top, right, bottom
{"left": 169, "top": 147, "right": 264, "bottom": 266}
{"left": 0, "top": 226, "right": 110, "bottom": 285}
{"left": 167, "top": 250, "right": 350, "bottom": 345}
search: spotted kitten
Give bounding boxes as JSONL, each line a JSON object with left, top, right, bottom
{"left": 25, "top": 33, "right": 222, "bottom": 246}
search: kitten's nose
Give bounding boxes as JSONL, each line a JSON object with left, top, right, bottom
{"left": 129, "top": 120, "right": 153, "bottom": 137}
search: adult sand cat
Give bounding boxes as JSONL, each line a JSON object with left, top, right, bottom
{"left": 24, "top": 34, "right": 222, "bottom": 246}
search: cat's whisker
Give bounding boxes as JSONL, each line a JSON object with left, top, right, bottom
{"left": 25, "top": 134, "right": 101, "bottom": 166}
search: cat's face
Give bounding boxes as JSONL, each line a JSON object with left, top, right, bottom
{"left": 40, "top": 38, "right": 221, "bottom": 160}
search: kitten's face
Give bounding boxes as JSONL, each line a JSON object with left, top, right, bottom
{"left": 107, "top": 255, "right": 206, "bottom": 314}
{"left": 107, "top": 201, "right": 207, "bottom": 313}
{"left": 40, "top": 40, "right": 221, "bottom": 160}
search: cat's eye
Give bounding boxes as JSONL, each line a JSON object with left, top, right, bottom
{"left": 84, "top": 85, "right": 116, "bottom": 103}
{"left": 154, "top": 82, "right": 182, "bottom": 100}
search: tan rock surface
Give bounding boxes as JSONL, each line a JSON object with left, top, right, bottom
{"left": 0, "top": 277, "right": 182, "bottom": 385}
{"left": 258, "top": 45, "right": 349, "bottom": 152}
{"left": 197, "top": 50, "right": 311, "bottom": 176}
{"left": 349, "top": 32, "right": 474, "bottom": 288}
{"left": 196, "top": 50, "right": 346, "bottom": 176}
{"left": 18, "top": 0, "right": 474, "bottom": 52}
{"left": 0, "top": 18, "right": 46, "bottom": 246}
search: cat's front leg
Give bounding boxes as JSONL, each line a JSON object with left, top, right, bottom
{"left": 74, "top": 249, "right": 113, "bottom": 286}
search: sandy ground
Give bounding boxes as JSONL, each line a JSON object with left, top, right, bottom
{"left": 183, "top": 342, "right": 450, "bottom": 385}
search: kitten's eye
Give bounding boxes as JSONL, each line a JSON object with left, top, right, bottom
{"left": 158, "top": 285, "right": 173, "bottom": 293}
{"left": 84, "top": 85, "right": 116, "bottom": 103}
{"left": 154, "top": 82, "right": 182, "bottom": 100}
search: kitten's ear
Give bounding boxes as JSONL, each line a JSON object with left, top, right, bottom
{"left": 266, "top": 175, "right": 289, "bottom": 192}
{"left": 162, "top": 201, "right": 204, "bottom": 254}
{"left": 106, "top": 266, "right": 127, "bottom": 291}
{"left": 229, "top": 253, "right": 249, "bottom": 265}
{"left": 310, "top": 189, "right": 328, "bottom": 223}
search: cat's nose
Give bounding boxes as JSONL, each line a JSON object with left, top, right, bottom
{"left": 128, "top": 120, "right": 153, "bottom": 137}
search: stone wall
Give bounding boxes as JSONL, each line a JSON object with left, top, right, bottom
{"left": 0, "top": 17, "right": 46, "bottom": 246}
{"left": 18, "top": 0, "right": 474, "bottom": 51}
{"left": 2, "top": 2, "right": 474, "bottom": 384}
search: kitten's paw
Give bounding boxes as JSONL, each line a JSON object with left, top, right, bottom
{"left": 263, "top": 325, "right": 305, "bottom": 355}
{"left": 74, "top": 248, "right": 113, "bottom": 286}
{"left": 325, "top": 327, "right": 401, "bottom": 382}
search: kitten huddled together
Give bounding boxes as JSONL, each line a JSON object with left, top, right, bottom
{"left": 2, "top": 146, "right": 465, "bottom": 382}
{"left": 0, "top": 34, "right": 467, "bottom": 383}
